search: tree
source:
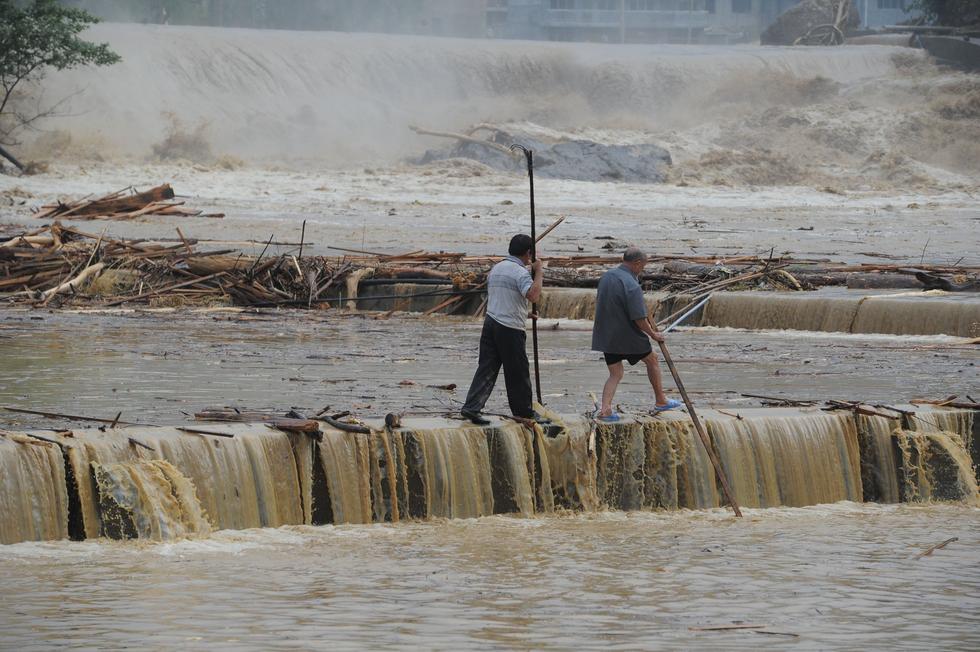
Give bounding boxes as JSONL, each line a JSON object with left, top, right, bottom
{"left": 0, "top": 0, "right": 121, "bottom": 159}
{"left": 908, "top": 0, "right": 980, "bottom": 25}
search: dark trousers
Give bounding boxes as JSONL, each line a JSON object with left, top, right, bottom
{"left": 462, "top": 317, "right": 533, "bottom": 418}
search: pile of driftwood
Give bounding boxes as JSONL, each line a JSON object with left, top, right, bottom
{"left": 2, "top": 218, "right": 977, "bottom": 310}
{"left": 33, "top": 184, "right": 224, "bottom": 221}
{"left": 0, "top": 222, "right": 358, "bottom": 308}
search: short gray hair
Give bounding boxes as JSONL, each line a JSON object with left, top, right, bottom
{"left": 623, "top": 246, "right": 647, "bottom": 263}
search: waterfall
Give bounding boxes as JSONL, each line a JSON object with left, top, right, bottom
{"left": 56, "top": 427, "right": 307, "bottom": 537}
{"left": 700, "top": 292, "right": 980, "bottom": 337}
{"left": 852, "top": 297, "right": 980, "bottom": 338}
{"left": 855, "top": 415, "right": 903, "bottom": 504}
{"left": 536, "top": 289, "right": 670, "bottom": 322}
{"left": 897, "top": 408, "right": 978, "bottom": 504}
{"left": 538, "top": 418, "right": 599, "bottom": 512}
{"left": 405, "top": 427, "right": 495, "bottom": 519}
{"left": 645, "top": 419, "right": 718, "bottom": 510}
{"left": 61, "top": 429, "right": 143, "bottom": 539}
{"left": 701, "top": 293, "right": 861, "bottom": 333}
{"left": 486, "top": 423, "right": 537, "bottom": 516}
{"left": 0, "top": 435, "right": 68, "bottom": 544}
{"left": 707, "top": 412, "right": 863, "bottom": 508}
{"left": 1, "top": 407, "right": 976, "bottom": 545}
{"left": 316, "top": 430, "right": 375, "bottom": 524}
{"left": 894, "top": 430, "right": 980, "bottom": 505}
{"left": 93, "top": 459, "right": 211, "bottom": 540}
{"left": 40, "top": 24, "right": 906, "bottom": 164}
{"left": 153, "top": 429, "right": 306, "bottom": 529}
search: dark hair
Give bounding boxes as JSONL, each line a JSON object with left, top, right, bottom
{"left": 508, "top": 234, "right": 533, "bottom": 257}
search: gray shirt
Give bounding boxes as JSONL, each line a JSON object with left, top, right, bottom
{"left": 487, "top": 255, "right": 533, "bottom": 331}
{"left": 591, "top": 264, "right": 650, "bottom": 353}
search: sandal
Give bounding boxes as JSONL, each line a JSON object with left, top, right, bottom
{"left": 654, "top": 399, "right": 682, "bottom": 412}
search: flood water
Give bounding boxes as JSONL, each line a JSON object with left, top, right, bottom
{"left": 1, "top": 503, "right": 977, "bottom": 650}
{"left": 3, "top": 23, "right": 980, "bottom": 649}
{"left": 0, "top": 309, "right": 975, "bottom": 429}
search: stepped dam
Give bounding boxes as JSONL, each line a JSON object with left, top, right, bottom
{"left": 351, "top": 284, "right": 980, "bottom": 338}
{"left": 2, "top": 406, "right": 975, "bottom": 545}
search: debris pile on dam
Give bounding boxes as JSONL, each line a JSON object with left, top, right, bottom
{"left": 4, "top": 210, "right": 977, "bottom": 314}
{"left": 0, "top": 405, "right": 975, "bottom": 545}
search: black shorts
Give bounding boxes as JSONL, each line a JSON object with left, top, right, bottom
{"left": 604, "top": 349, "right": 652, "bottom": 366}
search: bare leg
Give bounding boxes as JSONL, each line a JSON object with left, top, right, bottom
{"left": 600, "top": 362, "right": 624, "bottom": 416}
{"left": 642, "top": 352, "right": 669, "bottom": 406}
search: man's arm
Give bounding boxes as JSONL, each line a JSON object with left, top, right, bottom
{"left": 526, "top": 259, "right": 546, "bottom": 303}
{"left": 635, "top": 317, "right": 665, "bottom": 343}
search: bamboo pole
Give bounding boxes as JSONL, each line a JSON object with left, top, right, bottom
{"left": 649, "top": 318, "right": 743, "bottom": 517}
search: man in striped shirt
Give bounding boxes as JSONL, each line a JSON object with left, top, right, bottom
{"left": 461, "top": 234, "right": 548, "bottom": 425}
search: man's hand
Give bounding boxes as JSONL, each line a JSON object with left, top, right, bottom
{"left": 531, "top": 259, "right": 547, "bottom": 274}
{"left": 651, "top": 332, "right": 665, "bottom": 343}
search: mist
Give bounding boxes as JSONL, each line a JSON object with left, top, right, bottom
{"left": 61, "top": 0, "right": 489, "bottom": 39}
{"left": 14, "top": 7, "right": 974, "bottom": 191}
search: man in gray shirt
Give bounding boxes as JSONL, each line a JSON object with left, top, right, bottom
{"left": 591, "top": 247, "right": 681, "bottom": 421}
{"left": 461, "top": 234, "right": 547, "bottom": 425}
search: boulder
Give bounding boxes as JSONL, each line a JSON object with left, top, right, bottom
{"left": 413, "top": 128, "right": 672, "bottom": 183}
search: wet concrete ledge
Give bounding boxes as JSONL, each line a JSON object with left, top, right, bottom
{"left": 0, "top": 406, "right": 976, "bottom": 545}
{"left": 349, "top": 285, "right": 980, "bottom": 338}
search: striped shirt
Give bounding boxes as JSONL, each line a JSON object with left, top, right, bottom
{"left": 487, "top": 255, "right": 533, "bottom": 331}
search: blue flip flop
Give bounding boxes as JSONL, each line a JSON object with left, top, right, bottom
{"left": 654, "top": 399, "right": 683, "bottom": 412}
{"left": 596, "top": 413, "right": 621, "bottom": 422}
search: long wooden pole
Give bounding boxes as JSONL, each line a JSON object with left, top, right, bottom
{"left": 512, "top": 145, "right": 543, "bottom": 405}
{"left": 527, "top": 150, "right": 542, "bottom": 405}
{"left": 649, "top": 319, "right": 743, "bottom": 517}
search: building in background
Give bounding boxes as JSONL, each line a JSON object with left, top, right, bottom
{"left": 61, "top": 0, "right": 918, "bottom": 42}
{"left": 857, "top": 0, "right": 915, "bottom": 29}
{"left": 487, "top": 0, "right": 798, "bottom": 44}
{"left": 487, "top": 0, "right": 918, "bottom": 43}
{"left": 62, "top": 0, "right": 488, "bottom": 37}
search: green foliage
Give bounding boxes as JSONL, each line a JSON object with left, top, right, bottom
{"left": 0, "top": 0, "right": 121, "bottom": 144}
{"left": 907, "top": 0, "right": 980, "bottom": 25}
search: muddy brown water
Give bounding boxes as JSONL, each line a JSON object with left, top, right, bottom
{"left": 0, "top": 504, "right": 977, "bottom": 650}
{"left": 1, "top": 309, "right": 977, "bottom": 650}
{"left": 0, "top": 309, "right": 975, "bottom": 429}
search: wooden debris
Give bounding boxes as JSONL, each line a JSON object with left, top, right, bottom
{"left": 177, "top": 426, "right": 236, "bottom": 438}
{"left": 823, "top": 400, "right": 901, "bottom": 420}
{"left": 323, "top": 415, "right": 371, "bottom": 434}
{"left": 1, "top": 406, "right": 142, "bottom": 425}
{"left": 913, "top": 537, "right": 958, "bottom": 559}
{"left": 740, "top": 393, "right": 817, "bottom": 407}
{"left": 690, "top": 623, "right": 769, "bottom": 631}
{"left": 33, "top": 184, "right": 221, "bottom": 222}
{"left": 4, "top": 184, "right": 977, "bottom": 311}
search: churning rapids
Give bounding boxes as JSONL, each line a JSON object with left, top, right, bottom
{"left": 1, "top": 21, "right": 979, "bottom": 651}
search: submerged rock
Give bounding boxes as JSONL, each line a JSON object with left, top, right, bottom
{"left": 412, "top": 128, "right": 672, "bottom": 183}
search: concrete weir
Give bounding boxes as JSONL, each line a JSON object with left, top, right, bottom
{"left": 1, "top": 407, "right": 976, "bottom": 545}
{"left": 349, "top": 284, "right": 980, "bottom": 338}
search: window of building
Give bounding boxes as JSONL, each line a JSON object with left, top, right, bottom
{"left": 551, "top": 0, "right": 575, "bottom": 9}
{"left": 876, "top": 0, "right": 905, "bottom": 8}
{"left": 731, "top": 0, "right": 752, "bottom": 13}
{"left": 629, "top": 0, "right": 688, "bottom": 9}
